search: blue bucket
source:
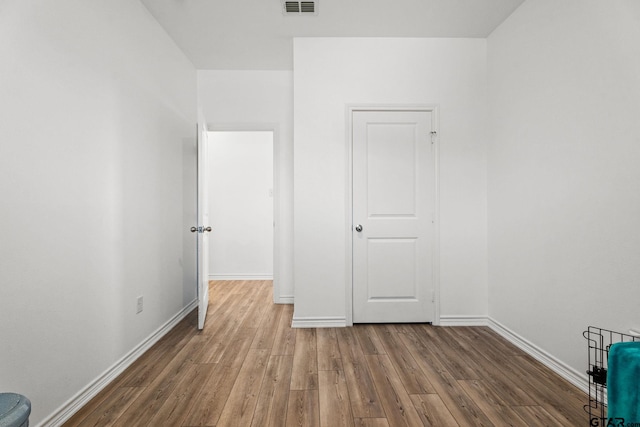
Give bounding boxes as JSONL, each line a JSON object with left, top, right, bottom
{"left": 0, "top": 393, "right": 30, "bottom": 427}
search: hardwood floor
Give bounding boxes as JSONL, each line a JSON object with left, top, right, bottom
{"left": 64, "top": 280, "right": 588, "bottom": 426}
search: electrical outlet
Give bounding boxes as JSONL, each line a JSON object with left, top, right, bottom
{"left": 136, "top": 296, "right": 143, "bottom": 314}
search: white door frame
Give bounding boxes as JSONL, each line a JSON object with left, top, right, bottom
{"left": 207, "top": 123, "right": 282, "bottom": 303}
{"left": 345, "top": 105, "right": 441, "bottom": 326}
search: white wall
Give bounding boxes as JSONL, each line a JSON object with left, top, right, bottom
{"left": 208, "top": 131, "right": 274, "bottom": 279}
{"left": 293, "top": 38, "right": 489, "bottom": 324}
{"left": 488, "top": 0, "right": 640, "bottom": 375}
{"left": 0, "top": 1, "right": 196, "bottom": 424}
{"left": 198, "top": 70, "right": 294, "bottom": 302}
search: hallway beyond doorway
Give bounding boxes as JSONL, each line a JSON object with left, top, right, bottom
{"left": 208, "top": 131, "right": 274, "bottom": 281}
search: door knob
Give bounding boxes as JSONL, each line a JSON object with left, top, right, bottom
{"left": 190, "top": 227, "right": 197, "bottom": 233}
{"left": 355, "top": 224, "right": 363, "bottom": 232}
{"left": 204, "top": 226, "right": 212, "bottom": 232}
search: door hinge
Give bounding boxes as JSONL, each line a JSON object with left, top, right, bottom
{"left": 430, "top": 130, "right": 437, "bottom": 144}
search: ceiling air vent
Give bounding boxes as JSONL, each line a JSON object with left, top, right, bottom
{"left": 282, "top": 1, "right": 318, "bottom": 15}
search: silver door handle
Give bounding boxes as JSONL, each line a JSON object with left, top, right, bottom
{"left": 190, "top": 226, "right": 212, "bottom": 233}
{"left": 355, "top": 224, "right": 363, "bottom": 232}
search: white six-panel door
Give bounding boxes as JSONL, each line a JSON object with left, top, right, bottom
{"left": 352, "top": 110, "right": 435, "bottom": 323}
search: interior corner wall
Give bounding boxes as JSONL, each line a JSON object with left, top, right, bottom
{"left": 487, "top": 0, "right": 640, "bottom": 374}
{"left": 197, "top": 70, "right": 294, "bottom": 302}
{"left": 293, "top": 38, "right": 489, "bottom": 323}
{"left": 0, "top": 1, "right": 196, "bottom": 424}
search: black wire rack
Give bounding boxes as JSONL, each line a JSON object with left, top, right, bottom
{"left": 583, "top": 326, "right": 640, "bottom": 423}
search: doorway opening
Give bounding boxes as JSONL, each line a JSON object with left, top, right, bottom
{"left": 207, "top": 130, "right": 275, "bottom": 281}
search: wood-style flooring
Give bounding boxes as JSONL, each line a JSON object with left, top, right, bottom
{"left": 64, "top": 280, "right": 588, "bottom": 426}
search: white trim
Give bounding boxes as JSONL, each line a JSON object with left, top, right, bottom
{"left": 344, "top": 106, "right": 354, "bottom": 326}
{"left": 345, "top": 104, "right": 440, "bottom": 326}
{"left": 291, "top": 316, "right": 347, "bottom": 328}
{"left": 431, "top": 107, "right": 441, "bottom": 326}
{"left": 40, "top": 299, "right": 198, "bottom": 427}
{"left": 275, "top": 295, "right": 294, "bottom": 304}
{"left": 207, "top": 123, "right": 282, "bottom": 304}
{"left": 209, "top": 274, "right": 274, "bottom": 281}
{"left": 487, "top": 317, "right": 589, "bottom": 394}
{"left": 439, "top": 315, "right": 489, "bottom": 326}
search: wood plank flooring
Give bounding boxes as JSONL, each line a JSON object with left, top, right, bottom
{"left": 64, "top": 280, "right": 588, "bottom": 426}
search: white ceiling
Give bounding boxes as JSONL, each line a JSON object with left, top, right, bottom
{"left": 140, "top": 0, "right": 525, "bottom": 70}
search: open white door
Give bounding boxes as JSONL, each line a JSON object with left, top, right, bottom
{"left": 196, "top": 121, "right": 211, "bottom": 330}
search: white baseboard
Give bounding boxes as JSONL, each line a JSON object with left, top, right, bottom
{"left": 275, "top": 295, "right": 294, "bottom": 304}
{"left": 40, "top": 299, "right": 198, "bottom": 427}
{"left": 439, "top": 315, "right": 589, "bottom": 396}
{"left": 209, "top": 274, "right": 273, "bottom": 281}
{"left": 487, "top": 317, "right": 589, "bottom": 394}
{"left": 291, "top": 316, "right": 347, "bottom": 328}
{"left": 439, "top": 315, "right": 489, "bottom": 326}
